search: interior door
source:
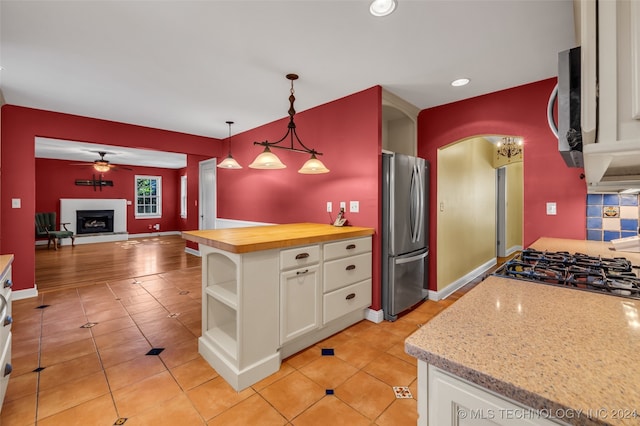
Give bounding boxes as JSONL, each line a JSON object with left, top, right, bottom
{"left": 199, "top": 159, "right": 217, "bottom": 230}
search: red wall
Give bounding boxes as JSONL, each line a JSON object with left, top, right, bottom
{"left": 1, "top": 105, "right": 219, "bottom": 291}
{"left": 216, "top": 87, "right": 383, "bottom": 308}
{"left": 419, "top": 78, "right": 587, "bottom": 291}
{"left": 35, "top": 158, "right": 182, "bottom": 234}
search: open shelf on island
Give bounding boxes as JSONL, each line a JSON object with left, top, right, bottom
{"left": 205, "top": 280, "right": 237, "bottom": 309}
{"left": 204, "top": 323, "right": 237, "bottom": 360}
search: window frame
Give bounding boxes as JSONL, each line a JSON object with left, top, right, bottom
{"left": 134, "top": 175, "right": 162, "bottom": 219}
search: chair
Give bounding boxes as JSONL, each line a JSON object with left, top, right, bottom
{"left": 35, "top": 212, "right": 75, "bottom": 250}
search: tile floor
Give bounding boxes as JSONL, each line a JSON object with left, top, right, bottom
{"left": 1, "top": 266, "right": 473, "bottom": 425}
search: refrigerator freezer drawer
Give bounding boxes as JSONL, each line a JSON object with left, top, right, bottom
{"left": 385, "top": 250, "right": 428, "bottom": 320}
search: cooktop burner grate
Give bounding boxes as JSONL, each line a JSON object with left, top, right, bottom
{"left": 493, "top": 249, "right": 640, "bottom": 299}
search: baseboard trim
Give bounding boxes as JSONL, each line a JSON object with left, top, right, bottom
{"left": 185, "top": 247, "right": 200, "bottom": 257}
{"left": 428, "top": 257, "right": 497, "bottom": 301}
{"left": 13, "top": 285, "right": 38, "bottom": 300}
{"left": 365, "top": 308, "right": 384, "bottom": 323}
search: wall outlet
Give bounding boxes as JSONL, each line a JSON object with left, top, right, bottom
{"left": 326, "top": 201, "right": 332, "bottom": 212}
{"left": 340, "top": 201, "right": 346, "bottom": 210}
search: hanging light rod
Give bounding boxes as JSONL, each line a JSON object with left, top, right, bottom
{"left": 217, "top": 120, "right": 242, "bottom": 169}
{"left": 249, "top": 74, "right": 329, "bottom": 174}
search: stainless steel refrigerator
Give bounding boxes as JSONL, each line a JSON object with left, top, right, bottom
{"left": 382, "top": 152, "right": 429, "bottom": 321}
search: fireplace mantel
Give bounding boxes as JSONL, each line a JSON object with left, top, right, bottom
{"left": 60, "top": 199, "right": 128, "bottom": 244}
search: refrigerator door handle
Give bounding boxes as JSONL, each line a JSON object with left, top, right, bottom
{"left": 395, "top": 250, "right": 429, "bottom": 265}
{"left": 409, "top": 163, "right": 419, "bottom": 243}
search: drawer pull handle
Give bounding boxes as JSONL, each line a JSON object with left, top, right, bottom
{"left": 345, "top": 293, "right": 356, "bottom": 300}
{"left": 295, "top": 253, "right": 310, "bottom": 260}
{"left": 3, "top": 279, "right": 12, "bottom": 289}
{"left": 296, "top": 269, "right": 309, "bottom": 275}
{"left": 346, "top": 265, "right": 356, "bottom": 271}
{"left": 346, "top": 244, "right": 356, "bottom": 250}
{"left": 3, "top": 316, "right": 11, "bottom": 327}
{"left": 4, "top": 363, "right": 12, "bottom": 377}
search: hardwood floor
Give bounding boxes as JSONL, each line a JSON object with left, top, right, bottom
{"left": 35, "top": 235, "right": 201, "bottom": 292}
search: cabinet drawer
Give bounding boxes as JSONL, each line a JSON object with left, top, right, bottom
{"left": 280, "top": 245, "right": 320, "bottom": 270}
{"left": 323, "top": 253, "right": 372, "bottom": 293}
{"left": 323, "top": 279, "right": 371, "bottom": 324}
{"left": 323, "top": 237, "right": 371, "bottom": 261}
{"left": 0, "top": 295, "right": 10, "bottom": 351}
{"left": 0, "top": 336, "right": 11, "bottom": 409}
{"left": 0, "top": 266, "right": 11, "bottom": 305}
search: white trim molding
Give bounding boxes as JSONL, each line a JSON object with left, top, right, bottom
{"left": 428, "top": 257, "right": 497, "bottom": 301}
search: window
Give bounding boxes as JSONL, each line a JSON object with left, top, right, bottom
{"left": 180, "top": 175, "right": 187, "bottom": 219}
{"left": 135, "top": 175, "right": 162, "bottom": 218}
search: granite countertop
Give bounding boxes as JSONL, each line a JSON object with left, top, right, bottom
{"left": 405, "top": 238, "right": 640, "bottom": 426}
{"left": 182, "top": 222, "right": 375, "bottom": 253}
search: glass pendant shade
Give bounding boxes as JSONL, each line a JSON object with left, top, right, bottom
{"left": 217, "top": 155, "right": 242, "bottom": 169}
{"left": 298, "top": 154, "right": 330, "bottom": 174}
{"left": 248, "top": 147, "right": 286, "bottom": 169}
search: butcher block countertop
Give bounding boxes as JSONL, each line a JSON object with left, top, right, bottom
{"left": 405, "top": 238, "right": 640, "bottom": 426}
{"left": 182, "top": 223, "right": 375, "bottom": 253}
{"left": 0, "top": 255, "right": 13, "bottom": 276}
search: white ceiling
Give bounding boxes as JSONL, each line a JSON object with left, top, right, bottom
{"left": 1, "top": 0, "right": 576, "bottom": 165}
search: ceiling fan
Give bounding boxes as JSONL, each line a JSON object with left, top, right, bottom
{"left": 73, "top": 151, "right": 133, "bottom": 172}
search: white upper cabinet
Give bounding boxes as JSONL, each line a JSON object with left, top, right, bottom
{"left": 580, "top": 0, "right": 640, "bottom": 191}
{"left": 382, "top": 89, "right": 419, "bottom": 156}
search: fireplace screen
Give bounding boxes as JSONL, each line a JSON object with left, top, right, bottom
{"left": 76, "top": 210, "right": 115, "bottom": 235}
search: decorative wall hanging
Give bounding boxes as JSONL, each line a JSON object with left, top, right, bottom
{"left": 75, "top": 174, "right": 113, "bottom": 191}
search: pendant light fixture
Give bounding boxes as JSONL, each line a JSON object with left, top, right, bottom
{"left": 217, "top": 121, "right": 242, "bottom": 169}
{"left": 249, "top": 74, "right": 329, "bottom": 174}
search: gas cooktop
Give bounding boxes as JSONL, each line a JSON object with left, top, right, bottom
{"left": 493, "top": 248, "right": 640, "bottom": 299}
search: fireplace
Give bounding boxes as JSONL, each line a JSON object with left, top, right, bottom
{"left": 76, "top": 210, "right": 114, "bottom": 235}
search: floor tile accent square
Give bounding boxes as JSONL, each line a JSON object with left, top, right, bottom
{"left": 114, "top": 418, "right": 128, "bottom": 425}
{"left": 33, "top": 367, "right": 46, "bottom": 372}
{"left": 80, "top": 322, "right": 98, "bottom": 328}
{"left": 146, "top": 348, "right": 165, "bottom": 356}
{"left": 321, "top": 348, "right": 334, "bottom": 356}
{"left": 167, "top": 313, "right": 180, "bottom": 318}
{"left": 393, "top": 386, "right": 413, "bottom": 398}
{"left": 35, "top": 305, "right": 50, "bottom": 309}
{"left": 326, "top": 389, "right": 334, "bottom": 395}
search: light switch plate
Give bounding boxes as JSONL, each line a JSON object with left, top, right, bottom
{"left": 349, "top": 201, "right": 359, "bottom": 213}
{"left": 326, "top": 201, "right": 332, "bottom": 212}
{"left": 546, "top": 202, "right": 557, "bottom": 215}
{"left": 11, "top": 198, "right": 21, "bottom": 209}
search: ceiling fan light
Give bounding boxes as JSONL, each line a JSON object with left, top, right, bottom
{"left": 93, "top": 162, "right": 110, "bottom": 172}
{"left": 298, "top": 154, "right": 330, "bottom": 174}
{"left": 370, "top": 0, "right": 397, "bottom": 17}
{"left": 217, "top": 155, "right": 242, "bottom": 169}
{"left": 248, "top": 147, "right": 286, "bottom": 169}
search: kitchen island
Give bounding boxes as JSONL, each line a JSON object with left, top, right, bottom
{"left": 183, "top": 223, "right": 375, "bottom": 391}
{"left": 405, "top": 238, "right": 640, "bottom": 426}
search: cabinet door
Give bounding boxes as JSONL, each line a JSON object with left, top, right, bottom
{"left": 280, "top": 265, "right": 320, "bottom": 344}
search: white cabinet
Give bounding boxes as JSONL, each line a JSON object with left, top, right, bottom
{"left": 322, "top": 237, "right": 372, "bottom": 325}
{"left": 280, "top": 245, "right": 321, "bottom": 344}
{"left": 0, "top": 258, "right": 13, "bottom": 412}
{"left": 418, "top": 362, "right": 568, "bottom": 426}
{"left": 198, "top": 236, "right": 372, "bottom": 391}
{"left": 580, "top": 0, "right": 640, "bottom": 189}
{"left": 199, "top": 246, "right": 280, "bottom": 391}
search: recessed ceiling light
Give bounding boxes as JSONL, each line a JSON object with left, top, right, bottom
{"left": 451, "top": 78, "right": 470, "bottom": 87}
{"left": 370, "top": 0, "right": 397, "bottom": 17}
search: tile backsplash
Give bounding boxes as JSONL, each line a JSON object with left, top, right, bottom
{"left": 586, "top": 194, "right": 639, "bottom": 241}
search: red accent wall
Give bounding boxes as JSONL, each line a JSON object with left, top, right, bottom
{"left": 1, "top": 105, "right": 219, "bottom": 291}
{"left": 35, "top": 158, "right": 182, "bottom": 234}
{"left": 418, "top": 78, "right": 587, "bottom": 291}
{"left": 216, "top": 86, "right": 383, "bottom": 308}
